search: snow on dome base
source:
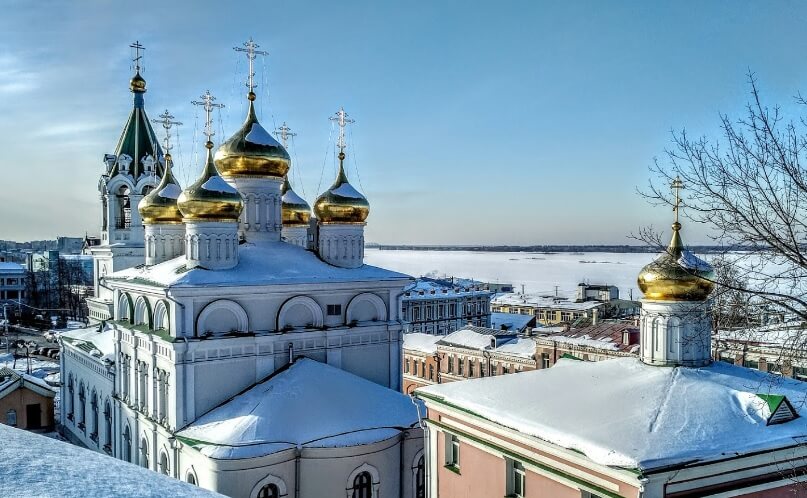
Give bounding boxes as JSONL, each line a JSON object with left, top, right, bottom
{"left": 417, "top": 357, "right": 807, "bottom": 471}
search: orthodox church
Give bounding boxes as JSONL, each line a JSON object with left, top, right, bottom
{"left": 61, "top": 42, "right": 424, "bottom": 498}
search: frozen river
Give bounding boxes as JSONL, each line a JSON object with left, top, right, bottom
{"left": 365, "top": 249, "right": 657, "bottom": 300}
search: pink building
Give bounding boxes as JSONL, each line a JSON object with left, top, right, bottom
{"left": 415, "top": 218, "right": 807, "bottom": 497}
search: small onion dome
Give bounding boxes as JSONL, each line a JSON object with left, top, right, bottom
{"left": 177, "top": 142, "right": 243, "bottom": 222}
{"left": 138, "top": 154, "right": 183, "bottom": 224}
{"left": 638, "top": 222, "right": 715, "bottom": 301}
{"left": 314, "top": 152, "right": 369, "bottom": 224}
{"left": 281, "top": 176, "right": 311, "bottom": 226}
{"left": 130, "top": 72, "right": 147, "bottom": 93}
{"left": 214, "top": 93, "right": 290, "bottom": 178}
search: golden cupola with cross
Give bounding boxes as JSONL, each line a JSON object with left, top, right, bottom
{"left": 637, "top": 178, "right": 714, "bottom": 301}
{"left": 214, "top": 39, "right": 289, "bottom": 178}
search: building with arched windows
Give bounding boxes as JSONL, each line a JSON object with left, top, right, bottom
{"left": 61, "top": 46, "right": 424, "bottom": 498}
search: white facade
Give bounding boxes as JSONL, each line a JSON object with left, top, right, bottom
{"left": 145, "top": 224, "right": 185, "bottom": 266}
{"left": 318, "top": 224, "right": 365, "bottom": 269}
{"left": 226, "top": 176, "right": 284, "bottom": 243}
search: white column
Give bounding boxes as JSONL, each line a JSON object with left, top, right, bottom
{"left": 184, "top": 221, "right": 239, "bottom": 270}
{"left": 224, "top": 177, "right": 283, "bottom": 243}
{"left": 318, "top": 224, "right": 365, "bottom": 268}
{"left": 144, "top": 224, "right": 185, "bottom": 265}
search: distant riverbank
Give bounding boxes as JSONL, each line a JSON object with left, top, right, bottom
{"left": 367, "top": 244, "right": 743, "bottom": 254}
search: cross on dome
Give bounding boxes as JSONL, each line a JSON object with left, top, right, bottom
{"left": 275, "top": 122, "right": 296, "bottom": 149}
{"left": 330, "top": 107, "right": 355, "bottom": 154}
{"left": 191, "top": 91, "right": 224, "bottom": 146}
{"left": 671, "top": 176, "right": 684, "bottom": 225}
{"left": 130, "top": 40, "right": 145, "bottom": 73}
{"left": 152, "top": 110, "right": 182, "bottom": 155}
{"left": 233, "top": 37, "right": 268, "bottom": 97}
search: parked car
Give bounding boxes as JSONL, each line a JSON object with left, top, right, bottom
{"left": 44, "top": 331, "right": 60, "bottom": 343}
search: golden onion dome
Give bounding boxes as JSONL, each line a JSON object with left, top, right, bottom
{"left": 281, "top": 176, "right": 311, "bottom": 226}
{"left": 177, "top": 142, "right": 243, "bottom": 222}
{"left": 314, "top": 152, "right": 369, "bottom": 224}
{"left": 638, "top": 222, "right": 715, "bottom": 301}
{"left": 138, "top": 154, "right": 183, "bottom": 224}
{"left": 130, "top": 72, "right": 147, "bottom": 93}
{"left": 214, "top": 93, "right": 290, "bottom": 178}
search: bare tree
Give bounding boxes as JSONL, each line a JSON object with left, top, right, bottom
{"left": 643, "top": 73, "right": 807, "bottom": 323}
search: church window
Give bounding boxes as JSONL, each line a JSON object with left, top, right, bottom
{"left": 67, "top": 375, "right": 74, "bottom": 420}
{"left": 468, "top": 360, "right": 475, "bottom": 377}
{"left": 140, "top": 436, "right": 149, "bottom": 468}
{"left": 159, "top": 450, "right": 169, "bottom": 475}
{"left": 415, "top": 455, "right": 425, "bottom": 498}
{"left": 6, "top": 409, "right": 17, "bottom": 427}
{"left": 581, "top": 492, "right": 605, "bottom": 498}
{"left": 78, "top": 383, "right": 86, "bottom": 430}
{"left": 123, "top": 425, "right": 132, "bottom": 462}
{"left": 187, "top": 473, "right": 197, "bottom": 486}
{"left": 90, "top": 390, "right": 99, "bottom": 441}
{"left": 327, "top": 304, "right": 342, "bottom": 316}
{"left": 257, "top": 483, "right": 279, "bottom": 498}
{"left": 103, "top": 400, "right": 112, "bottom": 452}
{"left": 404, "top": 359, "right": 410, "bottom": 374}
{"left": 446, "top": 433, "right": 460, "bottom": 468}
{"left": 447, "top": 356, "right": 453, "bottom": 374}
{"left": 351, "top": 472, "right": 372, "bottom": 498}
{"left": 115, "top": 186, "right": 131, "bottom": 229}
{"left": 412, "top": 361, "right": 418, "bottom": 377}
{"left": 508, "top": 459, "right": 525, "bottom": 498}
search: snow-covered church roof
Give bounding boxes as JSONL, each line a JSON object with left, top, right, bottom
{"left": 0, "top": 424, "right": 220, "bottom": 498}
{"left": 417, "top": 357, "right": 807, "bottom": 471}
{"left": 177, "top": 358, "right": 421, "bottom": 459}
{"left": 108, "top": 241, "right": 409, "bottom": 289}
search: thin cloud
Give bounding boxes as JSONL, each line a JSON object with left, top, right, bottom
{"left": 0, "top": 54, "right": 38, "bottom": 95}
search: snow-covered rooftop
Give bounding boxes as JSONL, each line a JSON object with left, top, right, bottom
{"left": 492, "top": 293, "right": 603, "bottom": 311}
{"left": 402, "top": 277, "right": 493, "bottom": 300}
{"left": 61, "top": 325, "right": 116, "bottom": 361}
{"left": 177, "top": 358, "right": 420, "bottom": 459}
{"left": 0, "top": 424, "right": 220, "bottom": 498}
{"left": 403, "top": 332, "right": 442, "bottom": 354}
{"left": 108, "top": 241, "right": 410, "bottom": 289}
{"left": 491, "top": 337, "right": 536, "bottom": 358}
{"left": 716, "top": 321, "right": 807, "bottom": 347}
{"left": 0, "top": 262, "right": 25, "bottom": 273}
{"left": 490, "top": 312, "right": 535, "bottom": 332}
{"left": 417, "top": 357, "right": 807, "bottom": 471}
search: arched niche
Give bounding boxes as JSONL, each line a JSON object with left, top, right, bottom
{"left": 153, "top": 300, "right": 170, "bottom": 331}
{"left": 196, "top": 299, "right": 248, "bottom": 336}
{"left": 277, "top": 296, "right": 324, "bottom": 331}
{"left": 133, "top": 296, "right": 152, "bottom": 329}
{"left": 250, "top": 474, "right": 288, "bottom": 498}
{"left": 117, "top": 293, "right": 134, "bottom": 323}
{"left": 346, "top": 293, "right": 387, "bottom": 324}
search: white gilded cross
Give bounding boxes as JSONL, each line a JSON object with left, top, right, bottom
{"left": 152, "top": 110, "right": 183, "bottom": 154}
{"left": 671, "top": 176, "right": 684, "bottom": 224}
{"left": 233, "top": 37, "right": 268, "bottom": 94}
{"left": 191, "top": 91, "right": 225, "bottom": 144}
{"left": 329, "top": 107, "right": 355, "bottom": 153}
{"left": 275, "top": 122, "right": 296, "bottom": 149}
{"left": 130, "top": 41, "right": 145, "bottom": 73}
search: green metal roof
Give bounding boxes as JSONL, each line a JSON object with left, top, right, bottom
{"left": 109, "top": 101, "right": 163, "bottom": 180}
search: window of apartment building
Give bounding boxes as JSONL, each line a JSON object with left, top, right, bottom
{"left": 541, "top": 353, "right": 551, "bottom": 369}
{"left": 326, "top": 304, "right": 342, "bottom": 316}
{"left": 561, "top": 312, "right": 572, "bottom": 322}
{"left": 438, "top": 305, "right": 444, "bottom": 319}
{"left": 404, "top": 359, "right": 410, "bottom": 373}
{"left": 744, "top": 358, "right": 759, "bottom": 370}
{"left": 507, "top": 459, "right": 526, "bottom": 498}
{"left": 421, "top": 361, "right": 426, "bottom": 378}
{"left": 429, "top": 364, "right": 435, "bottom": 381}
{"left": 502, "top": 365, "right": 509, "bottom": 374}
{"left": 491, "top": 364, "right": 498, "bottom": 376}
{"left": 426, "top": 305, "right": 433, "bottom": 320}
{"left": 413, "top": 361, "right": 418, "bottom": 377}
{"left": 717, "top": 354, "right": 734, "bottom": 364}
{"left": 413, "top": 307, "right": 421, "bottom": 321}
{"left": 449, "top": 303, "right": 456, "bottom": 317}
{"left": 447, "top": 356, "right": 454, "bottom": 374}
{"left": 468, "top": 360, "right": 475, "bottom": 377}
{"left": 581, "top": 492, "right": 605, "bottom": 498}
{"left": 445, "top": 434, "right": 460, "bottom": 468}
{"left": 458, "top": 358, "right": 465, "bottom": 376}
{"left": 794, "top": 366, "right": 807, "bottom": 381}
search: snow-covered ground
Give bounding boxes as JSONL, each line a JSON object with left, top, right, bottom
{"left": 366, "top": 249, "right": 655, "bottom": 299}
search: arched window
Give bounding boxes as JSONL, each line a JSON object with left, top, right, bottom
{"left": 159, "top": 450, "right": 169, "bottom": 475}
{"left": 67, "top": 375, "right": 74, "bottom": 420}
{"left": 257, "top": 484, "right": 279, "bottom": 498}
{"left": 103, "top": 400, "right": 112, "bottom": 452}
{"left": 90, "top": 390, "right": 99, "bottom": 441}
{"left": 186, "top": 472, "right": 197, "bottom": 486}
{"left": 78, "top": 383, "right": 86, "bottom": 430}
{"left": 6, "top": 409, "right": 17, "bottom": 427}
{"left": 140, "top": 436, "right": 149, "bottom": 468}
{"left": 123, "top": 425, "right": 132, "bottom": 462}
{"left": 116, "top": 186, "right": 131, "bottom": 229}
{"left": 415, "top": 455, "right": 425, "bottom": 498}
{"left": 352, "top": 472, "right": 373, "bottom": 498}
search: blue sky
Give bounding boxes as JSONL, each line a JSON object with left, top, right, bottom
{"left": 2, "top": 0, "right": 807, "bottom": 244}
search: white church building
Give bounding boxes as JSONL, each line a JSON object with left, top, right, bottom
{"left": 60, "top": 43, "right": 425, "bottom": 498}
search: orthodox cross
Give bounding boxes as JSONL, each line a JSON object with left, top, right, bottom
{"left": 275, "top": 122, "right": 296, "bottom": 149}
{"left": 233, "top": 37, "right": 268, "bottom": 94}
{"left": 671, "top": 176, "right": 684, "bottom": 224}
{"left": 152, "top": 110, "right": 183, "bottom": 154}
{"left": 329, "top": 107, "right": 354, "bottom": 153}
{"left": 130, "top": 41, "right": 145, "bottom": 73}
{"left": 191, "top": 91, "right": 224, "bottom": 144}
